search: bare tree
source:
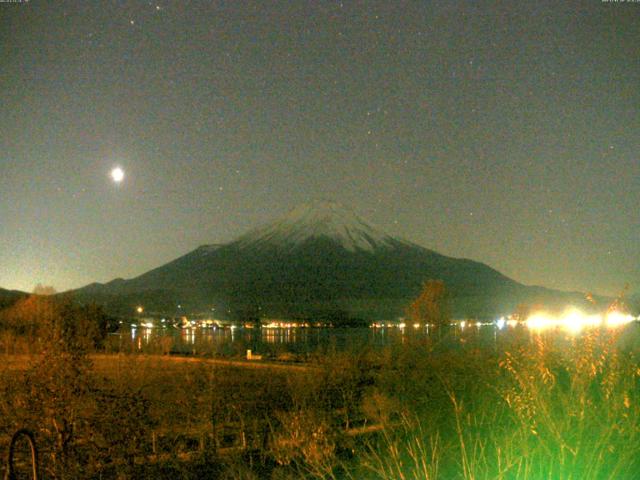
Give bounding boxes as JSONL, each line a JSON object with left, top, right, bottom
{"left": 33, "top": 284, "right": 57, "bottom": 296}
{"left": 406, "top": 280, "right": 450, "bottom": 328}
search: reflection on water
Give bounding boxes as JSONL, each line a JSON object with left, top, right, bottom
{"left": 115, "top": 318, "right": 640, "bottom": 358}
{"left": 120, "top": 325, "right": 396, "bottom": 355}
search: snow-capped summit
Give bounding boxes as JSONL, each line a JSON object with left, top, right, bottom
{"left": 234, "top": 201, "right": 401, "bottom": 252}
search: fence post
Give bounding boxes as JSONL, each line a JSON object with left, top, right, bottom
{"left": 151, "top": 431, "right": 157, "bottom": 455}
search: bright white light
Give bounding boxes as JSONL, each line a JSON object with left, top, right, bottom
{"left": 562, "top": 309, "right": 587, "bottom": 334}
{"left": 496, "top": 317, "right": 506, "bottom": 330}
{"left": 526, "top": 312, "right": 554, "bottom": 331}
{"left": 111, "top": 167, "right": 125, "bottom": 183}
{"left": 605, "top": 311, "right": 635, "bottom": 328}
{"left": 523, "top": 307, "right": 635, "bottom": 334}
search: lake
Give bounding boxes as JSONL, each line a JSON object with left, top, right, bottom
{"left": 110, "top": 319, "right": 640, "bottom": 359}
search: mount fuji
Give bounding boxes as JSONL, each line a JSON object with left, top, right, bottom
{"left": 72, "top": 201, "right": 594, "bottom": 321}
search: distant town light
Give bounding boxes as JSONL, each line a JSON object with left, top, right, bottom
{"left": 606, "top": 310, "right": 636, "bottom": 327}
{"left": 524, "top": 308, "right": 635, "bottom": 334}
{"left": 136, "top": 306, "right": 144, "bottom": 313}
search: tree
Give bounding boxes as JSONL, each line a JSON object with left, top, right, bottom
{"left": 406, "top": 280, "right": 450, "bottom": 328}
{"left": 0, "top": 294, "right": 109, "bottom": 352}
{"left": 512, "top": 303, "right": 531, "bottom": 322}
{"left": 0, "top": 295, "right": 150, "bottom": 478}
{"left": 33, "top": 284, "right": 57, "bottom": 296}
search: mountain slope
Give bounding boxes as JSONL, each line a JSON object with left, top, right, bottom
{"left": 72, "top": 201, "right": 596, "bottom": 320}
{"left": 0, "top": 288, "right": 28, "bottom": 310}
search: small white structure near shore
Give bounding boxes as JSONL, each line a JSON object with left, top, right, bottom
{"left": 246, "top": 349, "right": 262, "bottom": 361}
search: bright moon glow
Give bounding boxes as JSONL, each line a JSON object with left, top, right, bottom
{"left": 110, "top": 167, "right": 125, "bottom": 183}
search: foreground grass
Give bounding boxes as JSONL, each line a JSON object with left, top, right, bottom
{"left": 0, "top": 325, "right": 639, "bottom": 479}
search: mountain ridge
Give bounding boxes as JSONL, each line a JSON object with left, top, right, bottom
{"left": 0, "top": 287, "right": 29, "bottom": 309}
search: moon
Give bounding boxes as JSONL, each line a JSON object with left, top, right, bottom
{"left": 110, "top": 167, "right": 125, "bottom": 183}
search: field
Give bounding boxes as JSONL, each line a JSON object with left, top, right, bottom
{"left": 1, "top": 320, "right": 639, "bottom": 479}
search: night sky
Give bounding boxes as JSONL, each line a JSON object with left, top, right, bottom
{"left": 1, "top": 1, "right": 638, "bottom": 296}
